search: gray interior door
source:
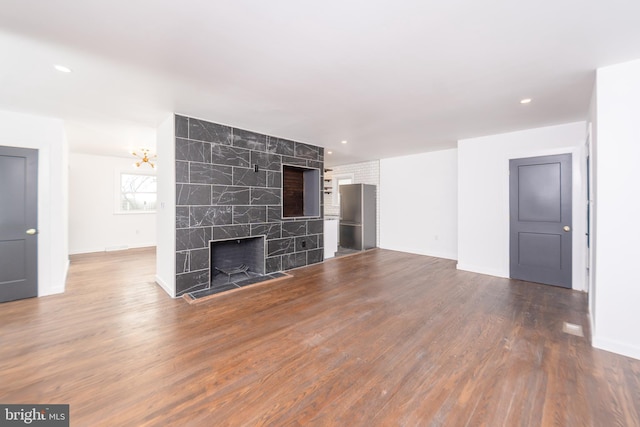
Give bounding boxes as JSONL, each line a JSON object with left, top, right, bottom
{"left": 510, "top": 154, "right": 572, "bottom": 288}
{"left": 0, "top": 146, "right": 38, "bottom": 302}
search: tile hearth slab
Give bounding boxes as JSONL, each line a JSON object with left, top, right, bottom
{"left": 183, "top": 272, "right": 290, "bottom": 305}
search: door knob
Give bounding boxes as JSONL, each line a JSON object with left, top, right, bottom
{"left": 26, "top": 228, "right": 37, "bottom": 235}
{"left": 563, "top": 226, "right": 571, "bottom": 232}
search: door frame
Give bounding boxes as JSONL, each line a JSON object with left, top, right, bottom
{"left": 507, "top": 145, "right": 588, "bottom": 292}
{"left": 0, "top": 112, "right": 69, "bottom": 298}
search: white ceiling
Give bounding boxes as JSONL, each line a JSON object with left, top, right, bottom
{"left": 1, "top": 1, "right": 640, "bottom": 166}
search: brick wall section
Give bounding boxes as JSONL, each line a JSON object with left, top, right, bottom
{"left": 324, "top": 160, "right": 380, "bottom": 246}
{"left": 174, "top": 115, "right": 324, "bottom": 296}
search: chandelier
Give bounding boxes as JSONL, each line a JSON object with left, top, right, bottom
{"left": 132, "top": 148, "right": 156, "bottom": 168}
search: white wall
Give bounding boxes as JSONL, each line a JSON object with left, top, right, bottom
{"left": 68, "top": 153, "right": 156, "bottom": 254}
{"left": 154, "top": 115, "right": 176, "bottom": 297}
{"left": 587, "top": 85, "right": 598, "bottom": 335}
{"left": 457, "top": 122, "right": 587, "bottom": 291}
{"left": 0, "top": 110, "right": 69, "bottom": 296}
{"left": 592, "top": 59, "right": 640, "bottom": 360}
{"left": 379, "top": 149, "right": 458, "bottom": 260}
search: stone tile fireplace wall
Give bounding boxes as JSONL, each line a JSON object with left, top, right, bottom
{"left": 174, "top": 114, "right": 324, "bottom": 296}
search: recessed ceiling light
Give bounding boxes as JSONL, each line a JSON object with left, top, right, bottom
{"left": 341, "top": 140, "right": 348, "bottom": 144}
{"left": 520, "top": 98, "right": 532, "bottom": 104}
{"left": 53, "top": 64, "right": 72, "bottom": 73}
{"left": 327, "top": 151, "right": 333, "bottom": 155}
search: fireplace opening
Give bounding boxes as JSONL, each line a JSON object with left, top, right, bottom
{"left": 210, "top": 236, "right": 265, "bottom": 288}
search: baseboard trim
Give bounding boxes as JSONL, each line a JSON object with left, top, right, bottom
{"left": 154, "top": 275, "right": 175, "bottom": 298}
{"left": 456, "top": 263, "right": 509, "bottom": 279}
{"left": 378, "top": 246, "right": 458, "bottom": 261}
{"left": 69, "top": 243, "right": 157, "bottom": 256}
{"left": 38, "top": 259, "right": 70, "bottom": 297}
{"left": 592, "top": 336, "right": 640, "bottom": 361}
{"left": 61, "top": 258, "right": 70, "bottom": 293}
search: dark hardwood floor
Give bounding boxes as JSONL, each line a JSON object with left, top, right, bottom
{"left": 1, "top": 247, "right": 639, "bottom": 426}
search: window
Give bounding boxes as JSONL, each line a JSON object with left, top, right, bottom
{"left": 119, "top": 173, "right": 157, "bottom": 213}
{"left": 332, "top": 174, "right": 354, "bottom": 205}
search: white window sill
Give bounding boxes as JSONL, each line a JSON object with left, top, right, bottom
{"left": 114, "top": 211, "right": 157, "bottom": 215}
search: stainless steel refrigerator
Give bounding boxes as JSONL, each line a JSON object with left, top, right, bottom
{"left": 339, "top": 184, "right": 376, "bottom": 250}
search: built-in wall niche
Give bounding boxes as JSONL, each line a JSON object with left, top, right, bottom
{"left": 282, "top": 165, "right": 320, "bottom": 218}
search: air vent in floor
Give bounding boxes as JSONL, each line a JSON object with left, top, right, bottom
{"left": 562, "top": 322, "right": 584, "bottom": 337}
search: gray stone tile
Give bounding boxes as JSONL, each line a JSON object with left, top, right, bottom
{"left": 307, "top": 249, "right": 324, "bottom": 265}
{"left": 233, "top": 167, "right": 267, "bottom": 187}
{"left": 282, "top": 221, "right": 307, "bottom": 237}
{"left": 212, "top": 225, "right": 251, "bottom": 240}
{"left": 176, "top": 227, "right": 211, "bottom": 251}
{"left": 233, "top": 206, "right": 267, "bottom": 224}
{"left": 265, "top": 256, "right": 282, "bottom": 273}
{"left": 212, "top": 185, "right": 250, "bottom": 205}
{"left": 190, "top": 206, "right": 233, "bottom": 226}
{"left": 281, "top": 156, "right": 307, "bottom": 166}
{"left": 176, "top": 184, "right": 211, "bottom": 206}
{"left": 307, "top": 160, "right": 322, "bottom": 170}
{"left": 176, "top": 251, "right": 189, "bottom": 274}
{"left": 176, "top": 161, "right": 189, "bottom": 184}
{"left": 251, "top": 151, "right": 281, "bottom": 171}
{"left": 210, "top": 165, "right": 233, "bottom": 185}
{"left": 295, "top": 234, "right": 318, "bottom": 251}
{"left": 233, "top": 128, "right": 267, "bottom": 151}
{"left": 307, "top": 219, "right": 323, "bottom": 234}
{"left": 282, "top": 252, "right": 307, "bottom": 270}
{"left": 189, "top": 118, "right": 232, "bottom": 144}
{"left": 212, "top": 145, "right": 250, "bottom": 167}
{"left": 251, "top": 222, "right": 281, "bottom": 240}
{"left": 267, "top": 206, "right": 283, "bottom": 222}
{"left": 189, "top": 248, "right": 210, "bottom": 271}
{"left": 266, "top": 171, "right": 281, "bottom": 188}
{"left": 207, "top": 282, "right": 240, "bottom": 294}
{"left": 251, "top": 188, "right": 281, "bottom": 205}
{"left": 190, "top": 163, "right": 219, "bottom": 185}
{"left": 176, "top": 270, "right": 209, "bottom": 295}
{"left": 266, "top": 137, "right": 295, "bottom": 156}
{"left": 176, "top": 206, "right": 190, "bottom": 228}
{"left": 295, "top": 142, "right": 320, "bottom": 160}
{"left": 176, "top": 138, "right": 211, "bottom": 163}
{"left": 267, "top": 238, "right": 295, "bottom": 256}
{"left": 175, "top": 115, "right": 189, "bottom": 138}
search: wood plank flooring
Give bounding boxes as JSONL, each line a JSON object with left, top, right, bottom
{"left": 1, "top": 247, "right": 639, "bottom": 426}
